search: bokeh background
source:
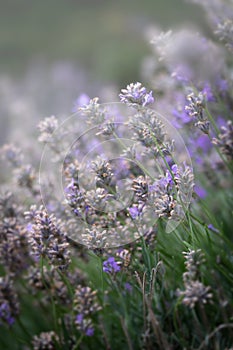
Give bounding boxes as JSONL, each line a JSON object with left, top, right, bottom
{"left": 0, "top": 0, "right": 206, "bottom": 145}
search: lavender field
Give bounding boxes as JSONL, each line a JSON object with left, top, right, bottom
{"left": 0, "top": 0, "right": 233, "bottom": 349}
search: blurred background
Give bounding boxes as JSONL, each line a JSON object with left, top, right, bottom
{"left": 0, "top": 0, "right": 206, "bottom": 145}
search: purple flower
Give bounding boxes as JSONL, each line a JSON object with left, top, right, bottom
{"left": 119, "top": 82, "right": 154, "bottom": 107}
{"left": 85, "top": 327, "right": 94, "bottom": 337}
{"left": 172, "top": 107, "right": 191, "bottom": 128}
{"left": 195, "top": 135, "right": 212, "bottom": 152}
{"left": 166, "top": 164, "right": 178, "bottom": 185}
{"left": 208, "top": 224, "right": 220, "bottom": 233}
{"left": 26, "top": 223, "right": 33, "bottom": 232}
{"left": 217, "top": 116, "right": 227, "bottom": 128}
{"left": 124, "top": 282, "right": 133, "bottom": 293}
{"left": 216, "top": 78, "right": 228, "bottom": 93}
{"left": 72, "top": 93, "right": 90, "bottom": 112}
{"left": 103, "top": 257, "right": 121, "bottom": 274}
{"left": 76, "top": 313, "right": 84, "bottom": 324}
{"left": 128, "top": 206, "right": 140, "bottom": 219}
{"left": 0, "top": 303, "right": 15, "bottom": 326}
{"left": 194, "top": 185, "right": 207, "bottom": 199}
{"left": 202, "top": 83, "right": 215, "bottom": 102}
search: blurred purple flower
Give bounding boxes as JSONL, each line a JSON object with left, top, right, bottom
{"left": 216, "top": 78, "right": 228, "bottom": 93}
{"left": 103, "top": 257, "right": 121, "bottom": 274}
{"left": 85, "top": 327, "right": 94, "bottom": 337}
{"left": 195, "top": 135, "right": 212, "bottom": 152}
{"left": 194, "top": 185, "right": 207, "bottom": 199}
{"left": 217, "top": 116, "right": 227, "bottom": 128}
{"left": 0, "top": 303, "right": 15, "bottom": 326}
{"left": 124, "top": 282, "right": 133, "bottom": 293}
{"left": 76, "top": 313, "right": 84, "bottom": 324}
{"left": 202, "top": 83, "right": 215, "bottom": 102}
{"left": 208, "top": 224, "right": 220, "bottom": 233}
{"left": 72, "top": 93, "right": 90, "bottom": 112}
{"left": 172, "top": 107, "right": 191, "bottom": 128}
{"left": 128, "top": 206, "right": 140, "bottom": 219}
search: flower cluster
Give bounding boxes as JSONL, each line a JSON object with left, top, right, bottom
{"left": 215, "top": 19, "right": 233, "bottom": 52}
{"left": 212, "top": 120, "right": 233, "bottom": 160}
{"left": 32, "top": 331, "right": 59, "bottom": 350}
{"left": 25, "top": 207, "right": 71, "bottom": 270}
{"left": 0, "top": 1, "right": 233, "bottom": 348}
{"left": 74, "top": 285, "right": 101, "bottom": 336}
{"left": 0, "top": 276, "right": 19, "bottom": 326}
{"left": 119, "top": 82, "right": 154, "bottom": 107}
{"left": 103, "top": 256, "right": 121, "bottom": 274}
{"left": 79, "top": 97, "right": 105, "bottom": 125}
{"left": 37, "top": 115, "right": 58, "bottom": 144}
{"left": 128, "top": 109, "right": 174, "bottom": 155}
{"left": 185, "top": 92, "right": 210, "bottom": 134}
{"left": 177, "top": 249, "right": 213, "bottom": 309}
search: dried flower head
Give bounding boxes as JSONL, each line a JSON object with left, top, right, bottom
{"left": 177, "top": 280, "right": 213, "bottom": 308}
{"left": 182, "top": 249, "right": 205, "bottom": 282}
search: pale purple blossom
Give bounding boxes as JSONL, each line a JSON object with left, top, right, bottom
{"left": 119, "top": 82, "right": 154, "bottom": 107}
{"left": 72, "top": 93, "right": 90, "bottom": 112}
{"left": 103, "top": 257, "right": 121, "bottom": 273}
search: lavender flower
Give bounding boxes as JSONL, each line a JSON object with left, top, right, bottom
{"left": 212, "top": 120, "right": 233, "bottom": 160}
{"left": 25, "top": 207, "right": 70, "bottom": 270}
{"left": 177, "top": 280, "right": 213, "bottom": 308}
{"left": 15, "top": 164, "right": 36, "bottom": 190}
{"left": 177, "top": 249, "right": 212, "bottom": 308}
{"left": 132, "top": 176, "right": 148, "bottom": 202}
{"left": 37, "top": 115, "right": 58, "bottom": 143}
{"left": 128, "top": 109, "right": 174, "bottom": 155}
{"left": 128, "top": 206, "right": 141, "bottom": 220}
{"left": 32, "top": 331, "right": 59, "bottom": 350}
{"left": 185, "top": 92, "right": 210, "bottom": 134}
{"left": 182, "top": 249, "right": 205, "bottom": 282}
{"left": 215, "top": 19, "right": 233, "bottom": 52}
{"left": 194, "top": 185, "right": 207, "bottom": 199}
{"left": 124, "top": 282, "right": 133, "bottom": 293}
{"left": 0, "top": 277, "right": 19, "bottom": 326}
{"left": 74, "top": 285, "right": 101, "bottom": 336}
{"left": 103, "top": 257, "right": 121, "bottom": 274}
{"left": 0, "top": 217, "right": 31, "bottom": 275}
{"left": 82, "top": 227, "right": 108, "bottom": 249}
{"left": 79, "top": 97, "right": 105, "bottom": 125}
{"left": 208, "top": 224, "right": 220, "bottom": 233}
{"left": 147, "top": 164, "right": 194, "bottom": 221}
{"left": 72, "top": 93, "right": 90, "bottom": 112}
{"left": 119, "top": 82, "right": 154, "bottom": 107}
{"left": 0, "top": 143, "right": 23, "bottom": 167}
{"left": 91, "top": 157, "right": 114, "bottom": 188}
